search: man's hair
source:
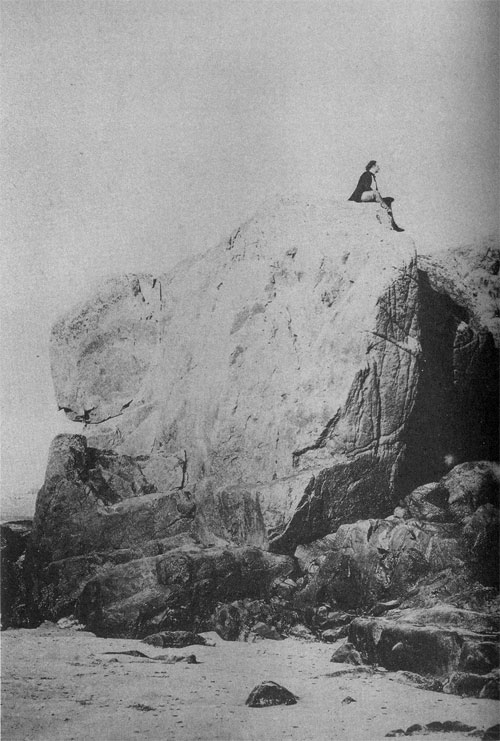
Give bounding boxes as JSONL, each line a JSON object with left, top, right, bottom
{"left": 365, "top": 160, "right": 377, "bottom": 171}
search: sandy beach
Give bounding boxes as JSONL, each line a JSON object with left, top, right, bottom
{"left": 2, "top": 624, "right": 498, "bottom": 741}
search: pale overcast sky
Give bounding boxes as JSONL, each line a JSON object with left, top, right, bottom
{"left": 1, "top": 0, "right": 498, "bottom": 516}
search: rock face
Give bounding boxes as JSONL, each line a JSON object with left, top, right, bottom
{"left": 49, "top": 198, "right": 498, "bottom": 551}
{"left": 26, "top": 433, "right": 294, "bottom": 635}
{"left": 0, "top": 520, "right": 32, "bottom": 628}
{"left": 295, "top": 462, "right": 499, "bottom": 611}
{"left": 21, "top": 198, "right": 499, "bottom": 654}
{"left": 294, "top": 461, "right": 499, "bottom": 697}
{"left": 348, "top": 608, "right": 499, "bottom": 698}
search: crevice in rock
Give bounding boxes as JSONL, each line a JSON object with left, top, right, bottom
{"left": 292, "top": 410, "right": 341, "bottom": 466}
{"left": 394, "top": 270, "right": 499, "bottom": 499}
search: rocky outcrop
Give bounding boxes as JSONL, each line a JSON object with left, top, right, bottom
{"left": 18, "top": 199, "right": 499, "bottom": 657}
{"left": 292, "top": 462, "right": 499, "bottom": 697}
{"left": 294, "top": 461, "right": 499, "bottom": 611}
{"left": 0, "top": 520, "right": 32, "bottom": 628}
{"left": 48, "top": 198, "right": 498, "bottom": 551}
{"left": 347, "top": 607, "right": 499, "bottom": 698}
{"left": 73, "top": 543, "right": 294, "bottom": 637}
{"left": 25, "top": 433, "right": 294, "bottom": 635}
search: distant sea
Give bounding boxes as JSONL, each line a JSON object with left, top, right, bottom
{"left": 1, "top": 488, "right": 38, "bottom": 522}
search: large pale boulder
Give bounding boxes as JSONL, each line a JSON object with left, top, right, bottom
{"left": 49, "top": 198, "right": 498, "bottom": 550}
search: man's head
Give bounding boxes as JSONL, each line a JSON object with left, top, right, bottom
{"left": 366, "top": 160, "right": 379, "bottom": 173}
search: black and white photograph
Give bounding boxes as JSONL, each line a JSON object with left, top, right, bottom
{"left": 1, "top": 1, "right": 499, "bottom": 739}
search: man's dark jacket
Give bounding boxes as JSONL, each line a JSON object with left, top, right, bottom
{"left": 348, "top": 171, "right": 374, "bottom": 202}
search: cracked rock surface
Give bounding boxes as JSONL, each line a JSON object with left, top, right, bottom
{"left": 48, "top": 198, "right": 498, "bottom": 549}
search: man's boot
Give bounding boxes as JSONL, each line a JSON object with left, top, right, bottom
{"left": 381, "top": 197, "right": 404, "bottom": 231}
{"left": 389, "top": 213, "right": 404, "bottom": 232}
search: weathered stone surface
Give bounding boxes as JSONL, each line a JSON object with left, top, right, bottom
{"left": 24, "top": 437, "right": 295, "bottom": 635}
{"left": 142, "top": 630, "right": 207, "bottom": 648}
{"left": 0, "top": 520, "right": 32, "bottom": 628}
{"left": 295, "top": 462, "right": 499, "bottom": 611}
{"left": 321, "top": 627, "right": 349, "bottom": 642}
{"left": 30, "top": 435, "right": 179, "bottom": 564}
{"left": 441, "top": 461, "right": 499, "bottom": 524}
{"left": 483, "top": 723, "right": 500, "bottom": 740}
{"left": 212, "top": 597, "right": 301, "bottom": 642}
{"left": 443, "top": 671, "right": 499, "bottom": 699}
{"left": 20, "top": 199, "right": 499, "bottom": 644}
{"left": 48, "top": 198, "right": 498, "bottom": 550}
{"left": 299, "top": 517, "right": 463, "bottom": 611}
{"left": 419, "top": 242, "right": 500, "bottom": 347}
{"left": 391, "top": 671, "right": 443, "bottom": 692}
{"left": 403, "top": 483, "right": 449, "bottom": 522}
{"left": 245, "top": 680, "right": 297, "bottom": 707}
{"left": 330, "top": 642, "right": 364, "bottom": 666}
{"left": 347, "top": 610, "right": 499, "bottom": 697}
{"left": 387, "top": 720, "right": 478, "bottom": 736}
{"left": 72, "top": 545, "right": 295, "bottom": 637}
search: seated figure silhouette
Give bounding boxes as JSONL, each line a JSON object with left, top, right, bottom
{"left": 349, "top": 160, "right": 404, "bottom": 232}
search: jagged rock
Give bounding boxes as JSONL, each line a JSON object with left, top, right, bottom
{"left": 444, "top": 670, "right": 499, "bottom": 699}
{"left": 142, "top": 630, "right": 207, "bottom": 648}
{"left": 405, "top": 725, "right": 424, "bottom": 735}
{"left": 0, "top": 520, "right": 32, "bottom": 628}
{"left": 212, "top": 598, "right": 300, "bottom": 642}
{"left": 48, "top": 198, "right": 498, "bottom": 552}
{"left": 245, "top": 680, "right": 297, "bottom": 707}
{"left": 72, "top": 545, "right": 294, "bottom": 637}
{"left": 391, "top": 671, "right": 443, "bottom": 692}
{"left": 387, "top": 721, "right": 478, "bottom": 736}
{"left": 427, "top": 721, "right": 477, "bottom": 733}
{"left": 321, "top": 627, "right": 349, "bottom": 642}
{"left": 295, "top": 462, "right": 499, "bottom": 611}
{"left": 483, "top": 724, "right": 500, "bottom": 740}
{"left": 250, "top": 622, "right": 283, "bottom": 640}
{"left": 25, "top": 432, "right": 295, "bottom": 633}
{"left": 29, "top": 435, "right": 178, "bottom": 565}
{"left": 330, "top": 642, "right": 364, "bottom": 665}
{"left": 348, "top": 610, "right": 499, "bottom": 697}
{"left": 299, "top": 517, "right": 463, "bottom": 611}
{"left": 403, "top": 483, "right": 449, "bottom": 522}
{"left": 24, "top": 198, "right": 500, "bottom": 638}
{"left": 213, "top": 603, "right": 243, "bottom": 641}
{"left": 371, "top": 600, "right": 401, "bottom": 616}
{"left": 441, "top": 462, "right": 499, "bottom": 524}
{"left": 458, "top": 640, "right": 499, "bottom": 674}
{"left": 385, "top": 729, "right": 406, "bottom": 737}
{"left": 287, "top": 623, "right": 316, "bottom": 641}
{"left": 194, "top": 481, "right": 268, "bottom": 548}
{"left": 341, "top": 696, "right": 356, "bottom": 704}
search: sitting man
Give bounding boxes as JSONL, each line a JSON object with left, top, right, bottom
{"left": 349, "top": 160, "right": 404, "bottom": 232}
